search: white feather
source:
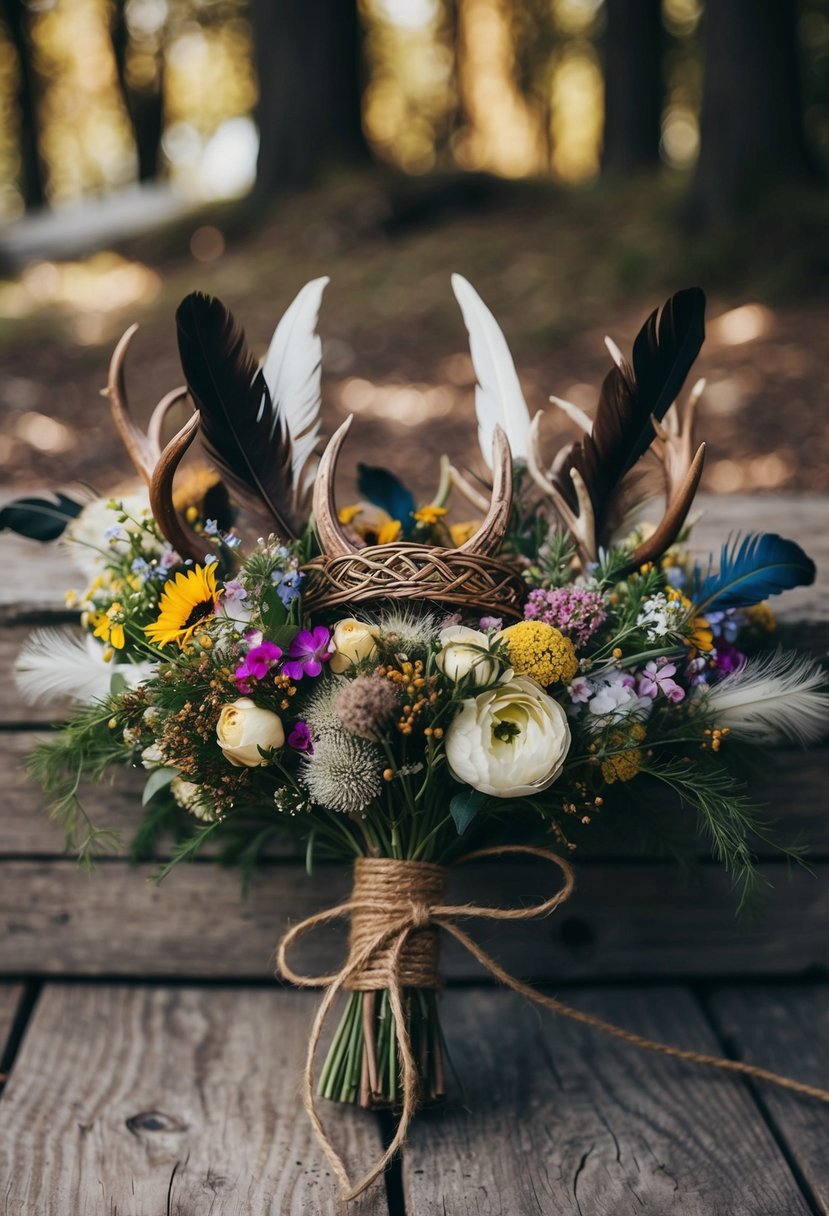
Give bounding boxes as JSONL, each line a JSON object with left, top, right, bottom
{"left": 700, "top": 649, "right": 829, "bottom": 745}
{"left": 14, "top": 628, "right": 154, "bottom": 706}
{"left": 450, "top": 273, "right": 531, "bottom": 469}
{"left": 261, "top": 276, "right": 329, "bottom": 504}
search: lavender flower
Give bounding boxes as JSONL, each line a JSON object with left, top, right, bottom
{"left": 272, "top": 569, "right": 304, "bottom": 608}
{"left": 524, "top": 586, "right": 607, "bottom": 648}
{"left": 637, "top": 659, "right": 685, "bottom": 703}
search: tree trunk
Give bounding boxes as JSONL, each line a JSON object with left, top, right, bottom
{"left": 688, "top": 0, "right": 817, "bottom": 227}
{"left": 250, "top": 0, "right": 370, "bottom": 202}
{"left": 110, "top": 0, "right": 165, "bottom": 184}
{"left": 601, "top": 0, "right": 663, "bottom": 174}
{"left": 1, "top": 0, "right": 47, "bottom": 210}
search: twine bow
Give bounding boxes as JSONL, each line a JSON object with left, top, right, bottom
{"left": 278, "top": 844, "right": 829, "bottom": 1201}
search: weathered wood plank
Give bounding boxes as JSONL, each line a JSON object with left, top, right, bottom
{"left": 0, "top": 985, "right": 386, "bottom": 1215}
{"left": 4, "top": 728, "right": 829, "bottom": 858}
{"left": 404, "top": 986, "right": 814, "bottom": 1215}
{"left": 705, "top": 985, "right": 829, "bottom": 1211}
{"left": 0, "top": 984, "right": 25, "bottom": 1065}
{"left": 1, "top": 857, "right": 827, "bottom": 979}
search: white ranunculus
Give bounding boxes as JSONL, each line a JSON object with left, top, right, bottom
{"left": 329, "top": 619, "right": 380, "bottom": 674}
{"left": 445, "top": 675, "right": 571, "bottom": 797}
{"left": 436, "top": 625, "right": 500, "bottom": 687}
{"left": 216, "top": 697, "right": 285, "bottom": 767}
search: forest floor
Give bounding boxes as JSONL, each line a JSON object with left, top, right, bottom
{"left": 1, "top": 170, "right": 828, "bottom": 506}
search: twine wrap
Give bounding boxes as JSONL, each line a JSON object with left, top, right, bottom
{"left": 301, "top": 543, "right": 526, "bottom": 620}
{"left": 347, "top": 858, "right": 447, "bottom": 990}
{"left": 277, "top": 844, "right": 829, "bottom": 1203}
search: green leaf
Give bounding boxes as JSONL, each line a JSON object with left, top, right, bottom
{"left": 449, "top": 787, "right": 488, "bottom": 835}
{"left": 110, "top": 671, "right": 129, "bottom": 697}
{"left": 260, "top": 586, "right": 288, "bottom": 633}
{"left": 142, "top": 767, "right": 177, "bottom": 806}
{"left": 306, "top": 829, "right": 316, "bottom": 876}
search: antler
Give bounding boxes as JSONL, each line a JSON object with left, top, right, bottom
{"left": 313, "top": 418, "right": 514, "bottom": 559}
{"left": 527, "top": 412, "right": 597, "bottom": 565}
{"left": 104, "top": 325, "right": 204, "bottom": 563}
{"left": 615, "top": 379, "right": 707, "bottom": 577}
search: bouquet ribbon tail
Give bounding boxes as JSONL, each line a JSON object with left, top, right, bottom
{"left": 276, "top": 844, "right": 829, "bottom": 1201}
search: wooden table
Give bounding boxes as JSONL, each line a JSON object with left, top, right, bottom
{"left": 1, "top": 493, "right": 828, "bottom": 1214}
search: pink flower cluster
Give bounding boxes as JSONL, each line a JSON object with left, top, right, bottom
{"left": 524, "top": 586, "right": 607, "bottom": 648}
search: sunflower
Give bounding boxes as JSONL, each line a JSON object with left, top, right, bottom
{"left": 144, "top": 564, "right": 219, "bottom": 647}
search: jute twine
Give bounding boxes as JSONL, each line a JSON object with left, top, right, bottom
{"left": 277, "top": 845, "right": 829, "bottom": 1201}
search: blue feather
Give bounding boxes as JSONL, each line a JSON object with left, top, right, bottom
{"left": 356, "top": 464, "right": 417, "bottom": 536}
{"left": 696, "top": 532, "right": 816, "bottom": 611}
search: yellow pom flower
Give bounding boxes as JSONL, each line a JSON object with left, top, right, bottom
{"left": 145, "top": 564, "right": 219, "bottom": 648}
{"left": 499, "top": 621, "right": 578, "bottom": 686}
{"left": 601, "top": 724, "right": 646, "bottom": 784}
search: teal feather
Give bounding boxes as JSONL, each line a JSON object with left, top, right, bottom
{"left": 696, "top": 532, "right": 816, "bottom": 610}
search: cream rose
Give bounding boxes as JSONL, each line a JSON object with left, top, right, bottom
{"left": 445, "top": 675, "right": 570, "bottom": 797}
{"left": 436, "top": 625, "right": 500, "bottom": 687}
{"left": 216, "top": 697, "right": 285, "bottom": 767}
{"left": 329, "top": 619, "right": 380, "bottom": 674}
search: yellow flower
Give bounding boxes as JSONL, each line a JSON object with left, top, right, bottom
{"left": 746, "top": 602, "right": 777, "bottom": 633}
{"left": 413, "top": 505, "right": 447, "bottom": 526}
{"left": 144, "top": 564, "right": 219, "bottom": 648}
{"left": 667, "top": 589, "right": 713, "bottom": 656}
{"left": 377, "top": 519, "right": 402, "bottom": 544}
{"left": 92, "top": 602, "right": 126, "bottom": 650}
{"left": 449, "top": 521, "right": 480, "bottom": 546}
{"left": 338, "top": 504, "right": 362, "bottom": 526}
{"left": 498, "top": 621, "right": 578, "bottom": 686}
{"left": 601, "top": 724, "right": 646, "bottom": 784}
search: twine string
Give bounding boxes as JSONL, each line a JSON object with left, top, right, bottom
{"left": 277, "top": 844, "right": 829, "bottom": 1202}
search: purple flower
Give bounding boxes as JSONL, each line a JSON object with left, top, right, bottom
{"left": 223, "top": 579, "right": 247, "bottom": 601}
{"left": 524, "top": 586, "right": 607, "bottom": 648}
{"left": 287, "top": 721, "right": 314, "bottom": 754}
{"left": 159, "top": 548, "right": 179, "bottom": 572}
{"left": 234, "top": 641, "right": 282, "bottom": 691}
{"left": 479, "top": 615, "right": 503, "bottom": 631}
{"left": 282, "top": 626, "right": 332, "bottom": 680}
{"left": 272, "top": 568, "right": 304, "bottom": 608}
{"left": 638, "top": 658, "right": 685, "bottom": 704}
{"left": 568, "top": 675, "right": 592, "bottom": 704}
{"left": 712, "top": 642, "right": 746, "bottom": 679}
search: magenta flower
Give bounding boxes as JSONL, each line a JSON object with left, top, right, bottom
{"left": 282, "top": 626, "right": 332, "bottom": 680}
{"left": 287, "top": 721, "right": 314, "bottom": 754}
{"left": 234, "top": 641, "right": 282, "bottom": 691}
{"left": 638, "top": 659, "right": 685, "bottom": 703}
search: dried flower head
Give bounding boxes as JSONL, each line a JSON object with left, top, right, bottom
{"left": 334, "top": 675, "right": 399, "bottom": 740}
{"left": 301, "top": 731, "right": 383, "bottom": 814}
{"left": 378, "top": 608, "right": 438, "bottom": 656}
{"left": 304, "top": 680, "right": 344, "bottom": 737}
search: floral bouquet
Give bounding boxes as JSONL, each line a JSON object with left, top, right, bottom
{"left": 9, "top": 278, "right": 829, "bottom": 1198}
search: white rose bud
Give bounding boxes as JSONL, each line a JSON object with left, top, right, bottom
{"left": 436, "top": 625, "right": 500, "bottom": 687}
{"left": 216, "top": 697, "right": 285, "bottom": 767}
{"left": 445, "top": 675, "right": 571, "bottom": 797}
{"left": 329, "top": 618, "right": 380, "bottom": 674}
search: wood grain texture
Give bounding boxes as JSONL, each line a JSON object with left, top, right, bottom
{"left": 1, "top": 857, "right": 827, "bottom": 979}
{"left": 0, "top": 984, "right": 25, "bottom": 1061}
{"left": 0, "top": 985, "right": 387, "bottom": 1215}
{"left": 4, "top": 728, "right": 828, "bottom": 858}
{"left": 404, "top": 986, "right": 813, "bottom": 1215}
{"left": 706, "top": 985, "right": 829, "bottom": 1212}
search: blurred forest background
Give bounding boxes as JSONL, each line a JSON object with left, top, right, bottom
{"left": 1, "top": 0, "right": 828, "bottom": 500}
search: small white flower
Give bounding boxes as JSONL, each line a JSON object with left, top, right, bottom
{"left": 637, "top": 594, "right": 686, "bottom": 643}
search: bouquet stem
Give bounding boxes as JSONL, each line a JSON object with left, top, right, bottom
{"left": 319, "top": 988, "right": 445, "bottom": 1109}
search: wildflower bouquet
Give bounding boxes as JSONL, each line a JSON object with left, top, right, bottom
{"left": 11, "top": 277, "right": 829, "bottom": 1197}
